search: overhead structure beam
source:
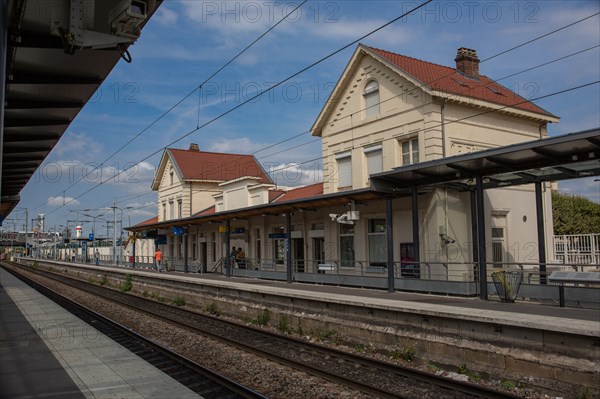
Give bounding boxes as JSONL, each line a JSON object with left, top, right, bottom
{"left": 3, "top": 132, "right": 62, "bottom": 141}
{"left": 4, "top": 118, "right": 71, "bottom": 128}
{"left": 5, "top": 99, "right": 84, "bottom": 109}
{"left": 9, "top": 72, "right": 102, "bottom": 85}
{"left": 10, "top": 32, "right": 66, "bottom": 49}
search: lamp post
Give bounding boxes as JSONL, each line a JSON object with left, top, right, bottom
{"left": 108, "top": 202, "right": 134, "bottom": 266}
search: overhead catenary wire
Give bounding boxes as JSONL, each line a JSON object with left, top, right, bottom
{"left": 147, "top": 43, "right": 600, "bottom": 192}
{"left": 263, "top": 80, "right": 600, "bottom": 177}
{"left": 38, "top": 9, "right": 599, "bottom": 222}
{"left": 35, "top": 9, "right": 598, "bottom": 216}
{"left": 32, "top": 0, "right": 311, "bottom": 213}
{"left": 43, "top": 40, "right": 600, "bottom": 224}
{"left": 40, "top": 0, "right": 435, "bottom": 218}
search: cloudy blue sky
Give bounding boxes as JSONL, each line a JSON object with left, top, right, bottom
{"left": 7, "top": 0, "right": 600, "bottom": 233}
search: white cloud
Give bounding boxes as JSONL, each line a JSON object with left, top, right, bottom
{"left": 558, "top": 178, "right": 600, "bottom": 203}
{"left": 154, "top": 6, "right": 178, "bottom": 26}
{"left": 207, "top": 137, "right": 267, "bottom": 154}
{"left": 53, "top": 132, "right": 103, "bottom": 157}
{"left": 267, "top": 162, "right": 322, "bottom": 187}
{"left": 47, "top": 196, "right": 80, "bottom": 206}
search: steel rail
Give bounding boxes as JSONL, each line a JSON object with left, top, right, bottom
{"left": 6, "top": 262, "right": 522, "bottom": 399}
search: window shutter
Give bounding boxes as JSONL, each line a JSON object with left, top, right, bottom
{"left": 363, "top": 81, "right": 380, "bottom": 118}
{"left": 337, "top": 156, "right": 352, "bottom": 187}
{"left": 365, "top": 147, "right": 383, "bottom": 176}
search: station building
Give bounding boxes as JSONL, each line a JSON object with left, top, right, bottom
{"left": 129, "top": 44, "right": 564, "bottom": 295}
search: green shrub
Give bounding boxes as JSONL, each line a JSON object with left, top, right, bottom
{"left": 172, "top": 295, "right": 186, "bottom": 306}
{"left": 256, "top": 309, "right": 271, "bottom": 326}
{"left": 120, "top": 274, "right": 133, "bottom": 293}
{"left": 390, "top": 344, "right": 415, "bottom": 362}
{"left": 427, "top": 364, "right": 440, "bottom": 372}
{"left": 501, "top": 380, "right": 516, "bottom": 389}
{"left": 578, "top": 386, "right": 593, "bottom": 399}
{"left": 277, "top": 315, "right": 291, "bottom": 333}
{"left": 354, "top": 343, "right": 368, "bottom": 353}
{"left": 205, "top": 302, "right": 221, "bottom": 316}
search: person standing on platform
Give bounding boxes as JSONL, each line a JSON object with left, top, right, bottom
{"left": 236, "top": 247, "right": 246, "bottom": 269}
{"left": 155, "top": 248, "right": 163, "bottom": 272}
{"left": 94, "top": 249, "right": 100, "bottom": 266}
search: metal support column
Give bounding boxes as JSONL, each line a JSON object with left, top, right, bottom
{"left": 470, "top": 190, "right": 479, "bottom": 263}
{"left": 183, "top": 227, "right": 189, "bottom": 273}
{"left": 386, "top": 198, "right": 395, "bottom": 293}
{"left": 535, "top": 181, "right": 547, "bottom": 284}
{"left": 112, "top": 199, "right": 117, "bottom": 265}
{"left": 0, "top": 0, "right": 7, "bottom": 204}
{"left": 475, "top": 176, "right": 487, "bottom": 300}
{"left": 411, "top": 186, "right": 420, "bottom": 263}
{"left": 285, "top": 212, "right": 292, "bottom": 284}
{"left": 225, "top": 220, "right": 231, "bottom": 277}
{"left": 132, "top": 235, "right": 136, "bottom": 268}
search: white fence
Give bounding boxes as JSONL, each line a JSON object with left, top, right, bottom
{"left": 553, "top": 234, "right": 600, "bottom": 265}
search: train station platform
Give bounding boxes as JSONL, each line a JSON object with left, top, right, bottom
{"left": 0, "top": 268, "right": 202, "bottom": 399}
{"left": 5, "top": 258, "right": 599, "bottom": 391}
{"left": 114, "top": 263, "right": 600, "bottom": 336}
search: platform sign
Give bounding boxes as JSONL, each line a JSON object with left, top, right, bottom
{"left": 268, "top": 233, "right": 287, "bottom": 239}
{"left": 89, "top": 233, "right": 94, "bottom": 241}
{"left": 219, "top": 226, "right": 229, "bottom": 233}
{"left": 173, "top": 227, "right": 184, "bottom": 235}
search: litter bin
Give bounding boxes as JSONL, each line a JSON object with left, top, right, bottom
{"left": 491, "top": 270, "right": 523, "bottom": 302}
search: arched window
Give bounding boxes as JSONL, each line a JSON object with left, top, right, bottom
{"left": 363, "top": 80, "right": 380, "bottom": 118}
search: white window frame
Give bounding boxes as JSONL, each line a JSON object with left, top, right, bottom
{"left": 401, "top": 137, "right": 419, "bottom": 166}
{"left": 363, "top": 80, "right": 380, "bottom": 118}
{"left": 339, "top": 224, "right": 355, "bottom": 268}
{"left": 364, "top": 144, "right": 383, "bottom": 180}
{"left": 335, "top": 151, "right": 352, "bottom": 189}
{"left": 368, "top": 218, "right": 387, "bottom": 267}
{"left": 492, "top": 227, "right": 505, "bottom": 269}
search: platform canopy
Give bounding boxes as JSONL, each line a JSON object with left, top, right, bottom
{"left": 370, "top": 128, "right": 600, "bottom": 194}
{"left": 1, "top": 0, "right": 162, "bottom": 218}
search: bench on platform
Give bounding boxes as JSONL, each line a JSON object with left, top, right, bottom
{"left": 548, "top": 271, "right": 599, "bottom": 307}
{"left": 318, "top": 263, "right": 336, "bottom": 272}
{"left": 548, "top": 271, "right": 600, "bottom": 286}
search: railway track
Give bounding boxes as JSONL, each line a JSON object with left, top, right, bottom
{"left": 4, "top": 262, "right": 521, "bottom": 399}
{"left": 2, "top": 262, "right": 267, "bottom": 399}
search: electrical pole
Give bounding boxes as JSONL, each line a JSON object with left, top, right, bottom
{"left": 24, "top": 209, "right": 28, "bottom": 256}
{"left": 112, "top": 198, "right": 117, "bottom": 265}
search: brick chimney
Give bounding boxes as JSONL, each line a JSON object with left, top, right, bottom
{"left": 455, "top": 47, "right": 479, "bottom": 78}
{"left": 189, "top": 143, "right": 200, "bottom": 152}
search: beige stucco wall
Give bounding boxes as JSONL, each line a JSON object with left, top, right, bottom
{"left": 316, "top": 50, "right": 554, "bottom": 267}
{"left": 319, "top": 55, "right": 549, "bottom": 196}
{"left": 156, "top": 158, "right": 223, "bottom": 220}
{"left": 149, "top": 49, "right": 556, "bottom": 271}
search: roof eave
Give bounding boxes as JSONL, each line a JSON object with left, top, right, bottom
{"left": 310, "top": 44, "right": 370, "bottom": 137}
{"left": 434, "top": 91, "right": 560, "bottom": 123}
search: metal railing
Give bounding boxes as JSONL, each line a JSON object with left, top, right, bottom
{"left": 553, "top": 233, "right": 600, "bottom": 265}
{"left": 16, "top": 253, "right": 599, "bottom": 307}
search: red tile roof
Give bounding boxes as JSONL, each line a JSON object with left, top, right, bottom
{"left": 369, "top": 47, "right": 555, "bottom": 117}
{"left": 274, "top": 183, "right": 323, "bottom": 203}
{"left": 135, "top": 216, "right": 158, "bottom": 227}
{"left": 169, "top": 149, "right": 272, "bottom": 184}
{"left": 268, "top": 189, "right": 286, "bottom": 203}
